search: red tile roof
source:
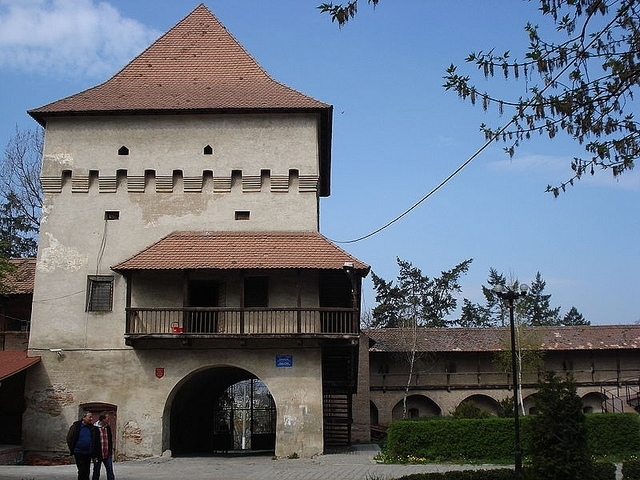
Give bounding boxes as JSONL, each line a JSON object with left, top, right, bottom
{"left": 112, "top": 231, "right": 370, "bottom": 272}
{"left": 28, "top": 4, "right": 329, "bottom": 117}
{"left": 27, "top": 4, "right": 333, "bottom": 196}
{"left": 364, "top": 325, "right": 640, "bottom": 352}
{"left": 0, "top": 351, "right": 41, "bottom": 381}
{"left": 1, "top": 258, "right": 36, "bottom": 295}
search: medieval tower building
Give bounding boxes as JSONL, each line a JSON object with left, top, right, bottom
{"left": 24, "top": 4, "right": 368, "bottom": 459}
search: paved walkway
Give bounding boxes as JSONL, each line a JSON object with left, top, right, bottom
{"left": 0, "top": 444, "right": 508, "bottom": 480}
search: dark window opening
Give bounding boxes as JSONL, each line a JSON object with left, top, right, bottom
{"left": 86, "top": 276, "right": 114, "bottom": 312}
{"left": 244, "top": 276, "right": 268, "bottom": 308}
{"left": 104, "top": 211, "right": 120, "bottom": 220}
{"left": 118, "top": 146, "right": 129, "bottom": 156}
{"left": 203, "top": 145, "right": 213, "bottom": 155}
{"left": 235, "top": 211, "right": 250, "bottom": 220}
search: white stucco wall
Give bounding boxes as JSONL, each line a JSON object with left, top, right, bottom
{"left": 26, "top": 111, "right": 328, "bottom": 459}
{"left": 23, "top": 347, "right": 324, "bottom": 459}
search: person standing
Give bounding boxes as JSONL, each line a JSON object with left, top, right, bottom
{"left": 66, "top": 412, "right": 95, "bottom": 480}
{"left": 92, "top": 413, "right": 115, "bottom": 480}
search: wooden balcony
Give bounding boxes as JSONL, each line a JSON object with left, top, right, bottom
{"left": 124, "top": 307, "right": 359, "bottom": 342}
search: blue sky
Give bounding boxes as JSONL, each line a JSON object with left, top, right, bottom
{"left": 1, "top": 0, "right": 638, "bottom": 325}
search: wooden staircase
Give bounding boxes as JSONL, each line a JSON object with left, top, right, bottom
{"left": 322, "top": 343, "right": 358, "bottom": 447}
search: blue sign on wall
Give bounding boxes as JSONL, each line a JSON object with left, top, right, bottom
{"left": 275, "top": 355, "right": 293, "bottom": 368}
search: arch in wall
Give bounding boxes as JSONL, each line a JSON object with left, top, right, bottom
{"left": 391, "top": 394, "right": 441, "bottom": 421}
{"left": 370, "top": 401, "right": 379, "bottom": 426}
{"left": 164, "top": 366, "right": 275, "bottom": 456}
{"left": 457, "top": 394, "right": 501, "bottom": 415}
{"left": 581, "top": 391, "right": 607, "bottom": 413}
{"left": 523, "top": 393, "right": 539, "bottom": 414}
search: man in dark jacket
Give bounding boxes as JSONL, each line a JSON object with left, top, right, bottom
{"left": 66, "top": 412, "right": 95, "bottom": 480}
{"left": 92, "top": 413, "right": 115, "bottom": 480}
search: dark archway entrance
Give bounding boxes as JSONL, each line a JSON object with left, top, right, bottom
{"left": 170, "top": 366, "right": 276, "bottom": 456}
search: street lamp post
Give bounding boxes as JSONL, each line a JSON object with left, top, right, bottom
{"left": 493, "top": 283, "right": 528, "bottom": 480}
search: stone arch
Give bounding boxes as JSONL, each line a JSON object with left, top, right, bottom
{"left": 457, "top": 394, "right": 501, "bottom": 415}
{"left": 523, "top": 393, "right": 538, "bottom": 414}
{"left": 163, "top": 365, "right": 275, "bottom": 456}
{"left": 391, "top": 394, "right": 441, "bottom": 421}
{"left": 370, "top": 400, "right": 379, "bottom": 426}
{"left": 582, "top": 391, "right": 607, "bottom": 413}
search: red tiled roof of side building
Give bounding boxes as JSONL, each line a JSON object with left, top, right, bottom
{"left": 1, "top": 258, "right": 36, "bottom": 295}
{"left": 363, "top": 325, "right": 640, "bottom": 353}
{"left": 111, "top": 231, "right": 370, "bottom": 273}
{"left": 27, "top": 4, "right": 330, "bottom": 118}
{"left": 0, "top": 351, "right": 41, "bottom": 381}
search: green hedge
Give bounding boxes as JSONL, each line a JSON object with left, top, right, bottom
{"left": 397, "top": 470, "right": 514, "bottom": 480}
{"left": 382, "top": 414, "right": 640, "bottom": 464}
{"left": 622, "top": 458, "right": 640, "bottom": 480}
{"left": 394, "top": 462, "right": 616, "bottom": 480}
{"left": 585, "top": 413, "right": 640, "bottom": 457}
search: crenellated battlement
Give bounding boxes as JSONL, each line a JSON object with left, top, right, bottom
{"left": 40, "top": 169, "right": 319, "bottom": 194}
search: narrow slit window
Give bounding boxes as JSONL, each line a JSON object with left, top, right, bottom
{"left": 235, "top": 211, "right": 250, "bottom": 220}
{"left": 118, "top": 146, "right": 129, "bottom": 156}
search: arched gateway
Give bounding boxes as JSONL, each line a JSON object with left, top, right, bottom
{"left": 168, "top": 366, "right": 276, "bottom": 456}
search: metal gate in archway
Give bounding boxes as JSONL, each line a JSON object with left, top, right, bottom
{"left": 213, "top": 378, "right": 276, "bottom": 452}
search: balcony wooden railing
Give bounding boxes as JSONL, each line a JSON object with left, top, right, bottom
{"left": 125, "top": 307, "right": 359, "bottom": 336}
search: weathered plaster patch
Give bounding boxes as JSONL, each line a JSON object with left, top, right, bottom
{"left": 38, "top": 233, "right": 87, "bottom": 272}
{"left": 39, "top": 203, "right": 53, "bottom": 224}
{"left": 123, "top": 421, "right": 143, "bottom": 444}
{"left": 45, "top": 153, "right": 74, "bottom": 168}
{"left": 29, "top": 384, "right": 74, "bottom": 416}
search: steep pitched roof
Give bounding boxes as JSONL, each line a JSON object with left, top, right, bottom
{"left": 364, "top": 325, "right": 640, "bottom": 353}
{"left": 27, "top": 4, "right": 332, "bottom": 194}
{"left": 28, "top": 4, "right": 329, "bottom": 116}
{"left": 112, "top": 231, "right": 370, "bottom": 273}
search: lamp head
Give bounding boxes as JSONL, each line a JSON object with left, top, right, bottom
{"left": 492, "top": 284, "right": 507, "bottom": 294}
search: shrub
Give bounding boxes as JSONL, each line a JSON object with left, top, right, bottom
{"left": 397, "top": 469, "right": 514, "bottom": 480}
{"left": 526, "top": 372, "right": 592, "bottom": 480}
{"left": 622, "top": 458, "right": 640, "bottom": 480}
{"left": 586, "top": 413, "right": 640, "bottom": 458}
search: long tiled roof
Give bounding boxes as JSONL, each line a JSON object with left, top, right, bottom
{"left": 28, "top": 4, "right": 329, "bottom": 118}
{"left": 364, "top": 325, "right": 640, "bottom": 352}
{"left": 1, "top": 258, "right": 36, "bottom": 295}
{"left": 112, "top": 231, "right": 370, "bottom": 272}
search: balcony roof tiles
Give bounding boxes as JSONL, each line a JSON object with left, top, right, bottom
{"left": 112, "top": 231, "right": 370, "bottom": 273}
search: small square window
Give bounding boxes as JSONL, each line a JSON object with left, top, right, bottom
{"left": 86, "top": 276, "right": 114, "bottom": 312}
{"left": 235, "top": 211, "right": 250, "bottom": 220}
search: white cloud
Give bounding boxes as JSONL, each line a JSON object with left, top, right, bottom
{"left": 488, "top": 151, "right": 640, "bottom": 191}
{"left": 0, "top": 0, "right": 160, "bottom": 78}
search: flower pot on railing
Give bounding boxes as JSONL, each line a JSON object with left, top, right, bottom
{"left": 171, "top": 322, "right": 184, "bottom": 334}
